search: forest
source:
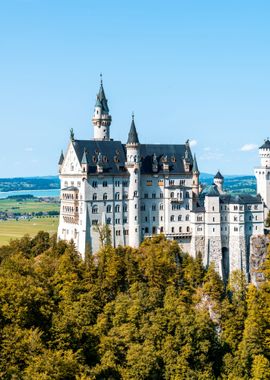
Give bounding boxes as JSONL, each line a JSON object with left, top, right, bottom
{"left": 0, "top": 233, "right": 269, "bottom": 379}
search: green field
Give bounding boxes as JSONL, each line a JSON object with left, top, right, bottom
{"left": 0, "top": 198, "right": 60, "bottom": 214}
{"left": 0, "top": 217, "right": 59, "bottom": 246}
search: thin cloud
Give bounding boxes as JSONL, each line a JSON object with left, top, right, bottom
{"left": 24, "top": 147, "right": 34, "bottom": 152}
{"left": 189, "top": 139, "right": 197, "bottom": 147}
{"left": 240, "top": 144, "right": 258, "bottom": 152}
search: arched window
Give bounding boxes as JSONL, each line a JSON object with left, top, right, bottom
{"left": 93, "top": 193, "right": 97, "bottom": 201}
{"left": 179, "top": 226, "right": 182, "bottom": 232}
{"left": 92, "top": 205, "right": 98, "bottom": 214}
{"left": 187, "top": 226, "right": 190, "bottom": 232}
{"left": 115, "top": 192, "right": 120, "bottom": 200}
{"left": 115, "top": 205, "right": 120, "bottom": 213}
{"left": 123, "top": 204, "right": 128, "bottom": 212}
{"left": 103, "top": 193, "right": 108, "bottom": 200}
{"left": 106, "top": 217, "right": 111, "bottom": 224}
{"left": 170, "top": 192, "right": 174, "bottom": 198}
{"left": 178, "top": 215, "right": 182, "bottom": 221}
{"left": 124, "top": 192, "right": 128, "bottom": 199}
{"left": 185, "top": 215, "right": 189, "bottom": 221}
{"left": 170, "top": 215, "right": 175, "bottom": 222}
{"left": 106, "top": 205, "right": 112, "bottom": 213}
{"left": 160, "top": 203, "right": 163, "bottom": 210}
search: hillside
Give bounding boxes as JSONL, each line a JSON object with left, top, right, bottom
{"left": 0, "top": 234, "right": 269, "bottom": 378}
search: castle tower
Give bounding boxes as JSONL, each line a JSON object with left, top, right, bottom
{"left": 255, "top": 139, "right": 270, "bottom": 210}
{"left": 192, "top": 154, "right": 200, "bottom": 198}
{"left": 92, "top": 75, "right": 112, "bottom": 140}
{"left": 126, "top": 114, "right": 141, "bottom": 247}
{"left": 214, "top": 171, "right": 224, "bottom": 193}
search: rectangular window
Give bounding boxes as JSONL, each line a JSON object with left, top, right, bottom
{"left": 152, "top": 193, "right": 156, "bottom": 199}
{"left": 158, "top": 180, "right": 164, "bottom": 186}
{"left": 147, "top": 180, "right": 152, "bottom": 186}
{"left": 144, "top": 193, "right": 148, "bottom": 199}
{"left": 124, "top": 229, "right": 129, "bottom": 235}
{"left": 116, "top": 230, "right": 121, "bottom": 236}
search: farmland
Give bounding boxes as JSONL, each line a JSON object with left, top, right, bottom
{"left": 0, "top": 217, "right": 59, "bottom": 246}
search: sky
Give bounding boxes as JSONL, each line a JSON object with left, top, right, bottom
{"left": 0, "top": 0, "right": 270, "bottom": 177}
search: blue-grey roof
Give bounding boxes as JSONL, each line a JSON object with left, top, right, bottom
{"left": 140, "top": 144, "right": 193, "bottom": 175}
{"left": 72, "top": 139, "right": 194, "bottom": 175}
{"left": 220, "top": 193, "right": 262, "bottom": 205}
{"left": 58, "top": 151, "right": 64, "bottom": 165}
{"left": 203, "top": 184, "right": 220, "bottom": 197}
{"left": 96, "top": 82, "right": 109, "bottom": 114}
{"left": 214, "top": 170, "right": 224, "bottom": 180}
{"left": 259, "top": 139, "right": 270, "bottom": 149}
{"left": 127, "top": 117, "right": 139, "bottom": 144}
{"left": 73, "top": 140, "right": 127, "bottom": 175}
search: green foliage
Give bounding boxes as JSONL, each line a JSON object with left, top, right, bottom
{"left": 0, "top": 233, "right": 269, "bottom": 378}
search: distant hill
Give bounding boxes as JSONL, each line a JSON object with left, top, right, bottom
{"left": 0, "top": 176, "right": 60, "bottom": 192}
{"left": 0, "top": 174, "right": 256, "bottom": 195}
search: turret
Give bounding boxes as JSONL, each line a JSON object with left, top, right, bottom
{"left": 214, "top": 171, "right": 224, "bottom": 193}
{"left": 192, "top": 154, "right": 200, "bottom": 197}
{"left": 58, "top": 150, "right": 64, "bottom": 173}
{"left": 126, "top": 114, "right": 141, "bottom": 247}
{"left": 92, "top": 74, "right": 112, "bottom": 140}
{"left": 254, "top": 139, "right": 270, "bottom": 211}
{"left": 183, "top": 140, "right": 192, "bottom": 172}
{"left": 259, "top": 139, "right": 270, "bottom": 167}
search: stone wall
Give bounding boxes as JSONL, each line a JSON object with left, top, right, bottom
{"left": 250, "top": 234, "right": 270, "bottom": 285}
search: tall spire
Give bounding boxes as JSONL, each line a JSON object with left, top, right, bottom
{"left": 92, "top": 75, "right": 112, "bottom": 140}
{"left": 95, "top": 73, "right": 109, "bottom": 113}
{"left": 127, "top": 113, "right": 139, "bottom": 144}
{"left": 193, "top": 154, "right": 199, "bottom": 174}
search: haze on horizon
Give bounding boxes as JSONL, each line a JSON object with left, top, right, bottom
{"left": 0, "top": 0, "right": 269, "bottom": 178}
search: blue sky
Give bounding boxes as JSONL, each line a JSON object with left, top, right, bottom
{"left": 0, "top": 0, "right": 269, "bottom": 177}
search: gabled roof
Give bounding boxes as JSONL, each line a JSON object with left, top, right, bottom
{"left": 127, "top": 115, "right": 139, "bottom": 144}
{"left": 259, "top": 139, "right": 270, "bottom": 149}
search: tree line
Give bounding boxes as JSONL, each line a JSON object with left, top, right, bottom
{"left": 0, "top": 232, "right": 269, "bottom": 379}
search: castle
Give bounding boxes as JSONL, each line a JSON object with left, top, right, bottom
{"left": 57, "top": 78, "right": 267, "bottom": 281}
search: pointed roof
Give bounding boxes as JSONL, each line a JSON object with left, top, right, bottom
{"left": 81, "top": 148, "right": 88, "bottom": 164}
{"left": 192, "top": 154, "right": 199, "bottom": 173}
{"left": 95, "top": 74, "right": 109, "bottom": 113}
{"left": 58, "top": 150, "right": 64, "bottom": 165}
{"left": 127, "top": 114, "right": 139, "bottom": 144}
{"left": 259, "top": 139, "right": 270, "bottom": 149}
{"left": 214, "top": 170, "right": 224, "bottom": 180}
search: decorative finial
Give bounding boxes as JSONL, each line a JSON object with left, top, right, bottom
{"left": 70, "top": 128, "right": 74, "bottom": 142}
{"left": 132, "top": 112, "right": 134, "bottom": 121}
{"left": 100, "top": 73, "right": 103, "bottom": 85}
